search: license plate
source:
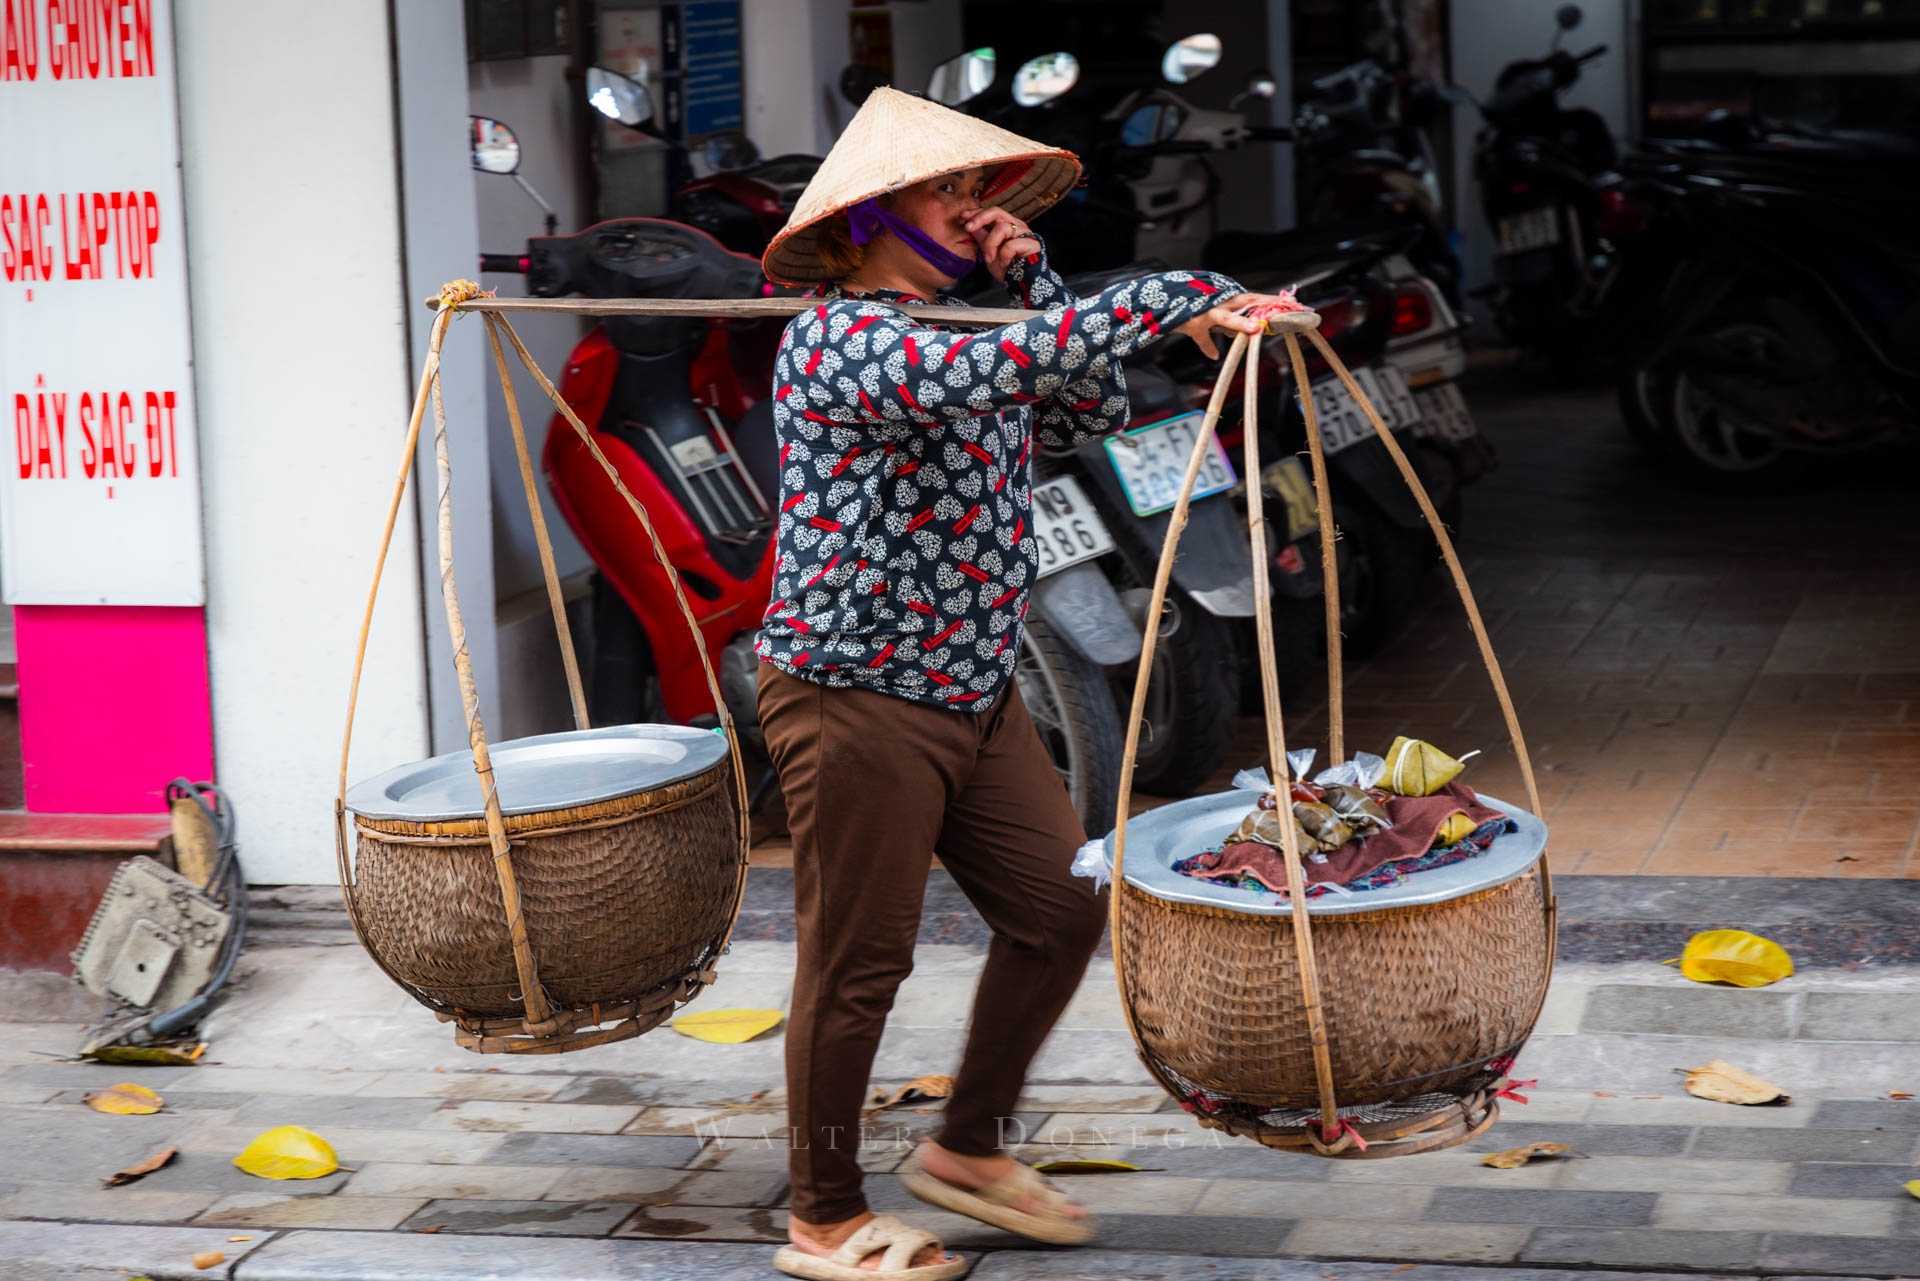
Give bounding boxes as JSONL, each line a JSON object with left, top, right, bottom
{"left": 1497, "top": 206, "right": 1562, "bottom": 255}
{"left": 1410, "top": 382, "right": 1478, "bottom": 442}
{"left": 1304, "top": 365, "right": 1423, "bottom": 457}
{"left": 1260, "top": 456, "right": 1320, "bottom": 543}
{"left": 1102, "top": 411, "right": 1237, "bottom": 517}
{"left": 1029, "top": 476, "right": 1116, "bottom": 578}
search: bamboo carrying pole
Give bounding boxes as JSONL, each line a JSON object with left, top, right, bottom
{"left": 1106, "top": 307, "right": 1556, "bottom": 1155}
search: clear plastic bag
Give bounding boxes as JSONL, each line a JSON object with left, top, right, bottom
{"left": 1314, "top": 751, "right": 1387, "bottom": 790}
{"left": 1070, "top": 837, "right": 1111, "bottom": 891}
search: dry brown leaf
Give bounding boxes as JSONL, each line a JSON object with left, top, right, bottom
{"left": 416, "top": 1225, "right": 444, "bottom": 1234}
{"left": 85, "top": 1082, "right": 163, "bottom": 1115}
{"left": 103, "top": 1146, "right": 177, "bottom": 1187}
{"left": 1889, "top": 1091, "right": 1913, "bottom": 1100}
{"left": 1681, "top": 1060, "right": 1789, "bottom": 1106}
{"left": 1592, "top": 1090, "right": 1615, "bottom": 1098}
{"left": 870, "top": 1074, "right": 953, "bottom": 1111}
{"left": 192, "top": 1251, "right": 224, "bottom": 1270}
{"left": 1480, "top": 1141, "right": 1574, "bottom": 1168}
{"left": 226, "top": 1236, "right": 253, "bottom": 1243}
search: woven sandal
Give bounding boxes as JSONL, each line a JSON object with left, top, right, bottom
{"left": 899, "top": 1152, "right": 1096, "bottom": 1245}
{"left": 771, "top": 1213, "right": 967, "bottom": 1281}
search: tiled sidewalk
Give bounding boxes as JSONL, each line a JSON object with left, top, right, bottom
{"left": 5, "top": 881, "right": 1919, "bottom": 1279}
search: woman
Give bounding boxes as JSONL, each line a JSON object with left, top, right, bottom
{"left": 754, "top": 88, "right": 1283, "bottom": 1280}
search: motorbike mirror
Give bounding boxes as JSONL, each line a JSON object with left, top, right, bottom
{"left": 1012, "top": 51, "right": 1079, "bottom": 106}
{"left": 1161, "top": 33, "right": 1221, "bottom": 85}
{"left": 928, "top": 47, "right": 996, "bottom": 106}
{"left": 587, "top": 66, "right": 653, "bottom": 127}
{"left": 1556, "top": 4, "right": 1583, "bottom": 30}
{"left": 469, "top": 116, "right": 521, "bottom": 175}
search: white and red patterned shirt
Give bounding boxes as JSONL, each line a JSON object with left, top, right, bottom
{"left": 754, "top": 247, "right": 1243, "bottom": 712}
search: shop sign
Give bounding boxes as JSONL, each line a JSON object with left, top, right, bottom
{"left": 0, "top": 0, "right": 204, "bottom": 605}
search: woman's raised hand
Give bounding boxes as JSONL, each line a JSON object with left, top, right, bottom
{"left": 1175, "top": 291, "right": 1306, "bottom": 360}
{"left": 966, "top": 208, "right": 1042, "bottom": 282}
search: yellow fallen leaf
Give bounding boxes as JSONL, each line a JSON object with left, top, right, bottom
{"left": 1480, "top": 1141, "right": 1573, "bottom": 1168}
{"left": 84, "top": 1042, "right": 207, "bottom": 1067}
{"left": 233, "top": 1125, "right": 339, "bottom": 1180}
{"left": 871, "top": 1075, "right": 954, "bottom": 1110}
{"left": 192, "top": 1251, "right": 224, "bottom": 1270}
{"left": 1681, "top": 1060, "right": 1789, "bottom": 1106}
{"left": 103, "top": 1146, "right": 177, "bottom": 1186}
{"left": 669, "top": 1008, "right": 784, "bottom": 1044}
{"left": 85, "top": 1082, "right": 163, "bottom": 1115}
{"left": 1906, "top": 1180, "right": 1920, "bottom": 1200}
{"left": 1032, "top": 1158, "right": 1142, "bottom": 1174}
{"left": 1677, "top": 929, "right": 1793, "bottom": 988}
{"left": 227, "top": 1235, "right": 253, "bottom": 1242}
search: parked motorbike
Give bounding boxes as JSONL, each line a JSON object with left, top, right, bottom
{"left": 480, "top": 84, "right": 1142, "bottom": 835}
{"left": 1468, "top": 4, "right": 1627, "bottom": 360}
{"left": 1610, "top": 126, "right": 1920, "bottom": 488}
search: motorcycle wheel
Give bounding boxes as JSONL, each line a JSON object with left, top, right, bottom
{"left": 1017, "top": 618, "right": 1125, "bottom": 839}
{"left": 588, "top": 574, "right": 664, "bottom": 726}
{"left": 1662, "top": 320, "right": 1800, "bottom": 490}
{"left": 1335, "top": 497, "right": 1425, "bottom": 659}
{"left": 1123, "top": 595, "right": 1239, "bottom": 798}
{"left": 1616, "top": 359, "right": 1674, "bottom": 459}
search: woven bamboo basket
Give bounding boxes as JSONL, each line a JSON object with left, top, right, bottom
{"left": 334, "top": 286, "right": 755, "bottom": 1054}
{"left": 1106, "top": 312, "right": 1557, "bottom": 1158}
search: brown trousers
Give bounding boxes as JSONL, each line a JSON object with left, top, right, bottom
{"left": 756, "top": 662, "right": 1108, "bottom": 1224}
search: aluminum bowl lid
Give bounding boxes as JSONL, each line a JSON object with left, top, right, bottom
{"left": 1101, "top": 789, "right": 1548, "bottom": 917}
{"left": 346, "top": 724, "right": 729, "bottom": 823}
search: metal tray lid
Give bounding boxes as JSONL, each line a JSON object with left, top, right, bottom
{"left": 1101, "top": 789, "right": 1548, "bottom": 917}
{"left": 346, "top": 724, "right": 729, "bottom": 823}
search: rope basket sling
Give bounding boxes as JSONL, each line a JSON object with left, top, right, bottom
{"left": 1107, "top": 310, "right": 1558, "bottom": 1158}
{"left": 333, "top": 283, "right": 756, "bottom": 1054}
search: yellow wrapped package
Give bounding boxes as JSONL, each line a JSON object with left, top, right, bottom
{"left": 1435, "top": 812, "right": 1481, "bottom": 846}
{"left": 1382, "top": 736, "right": 1477, "bottom": 796}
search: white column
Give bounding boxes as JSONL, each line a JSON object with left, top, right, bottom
{"left": 178, "top": 0, "right": 430, "bottom": 883}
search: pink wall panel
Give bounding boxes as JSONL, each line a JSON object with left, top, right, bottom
{"left": 14, "top": 605, "right": 214, "bottom": 813}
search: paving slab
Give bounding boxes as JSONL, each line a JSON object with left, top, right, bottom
{"left": 968, "top": 1259, "right": 1765, "bottom": 1281}
{"left": 546, "top": 1075, "right": 673, "bottom": 1107}
{"left": 1789, "top": 1161, "right": 1920, "bottom": 1198}
{"left": 544, "top": 1166, "right": 787, "bottom": 1207}
{"left": 229, "top": 1229, "right": 777, "bottom": 1280}
{"left": 1812, "top": 1099, "right": 1920, "bottom": 1131}
{"left": 1286, "top": 1218, "right": 1531, "bottom": 1263}
{"left": 0, "top": 1184, "right": 218, "bottom": 1223}
{"left": 400, "top": 1196, "right": 637, "bottom": 1236}
{"left": 230, "top": 1090, "right": 449, "bottom": 1129}
{"left": 356, "top": 1070, "right": 576, "bottom": 1101}
{"left": 1200, "top": 1178, "right": 1432, "bottom": 1220}
{"left": 134, "top": 1149, "right": 352, "bottom": 1196}
{"left": 1426, "top": 1186, "right": 1657, "bottom": 1227}
{"left": 1760, "top": 1232, "right": 1920, "bottom": 1275}
{"left": 1464, "top": 1121, "right": 1695, "bottom": 1157}
{"left": 173, "top": 1121, "right": 510, "bottom": 1166}
{"left": 1521, "top": 1226, "right": 1762, "bottom": 1269}
{"left": 1584, "top": 1092, "right": 1814, "bottom": 1128}
{"left": 1688, "top": 1125, "right": 1918, "bottom": 1162}
{"left": 611, "top": 1203, "right": 789, "bottom": 1241}
{"left": 483, "top": 1131, "right": 703, "bottom": 1168}
{"left": 1580, "top": 984, "right": 1797, "bottom": 1039}
{"left": 1798, "top": 992, "right": 1920, "bottom": 1041}
{"left": 194, "top": 1190, "right": 428, "bottom": 1229}
{"left": 1556, "top": 1154, "right": 1796, "bottom": 1195}
{"left": 1077, "top": 1210, "right": 1297, "bottom": 1257}
{"left": 424, "top": 1099, "right": 643, "bottom": 1134}
{"left": 1654, "top": 1192, "right": 1897, "bottom": 1238}
{"left": 0, "top": 1218, "right": 267, "bottom": 1281}
{"left": 341, "top": 1161, "right": 565, "bottom": 1200}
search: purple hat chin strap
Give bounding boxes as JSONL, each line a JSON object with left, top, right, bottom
{"left": 847, "top": 199, "right": 977, "bottom": 280}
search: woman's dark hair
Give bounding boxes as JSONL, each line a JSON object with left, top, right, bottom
{"left": 815, "top": 212, "right": 865, "bottom": 280}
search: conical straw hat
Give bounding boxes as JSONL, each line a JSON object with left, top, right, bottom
{"left": 762, "top": 86, "right": 1081, "bottom": 285}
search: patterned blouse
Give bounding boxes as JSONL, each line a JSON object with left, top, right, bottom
{"left": 753, "top": 246, "right": 1244, "bottom": 713}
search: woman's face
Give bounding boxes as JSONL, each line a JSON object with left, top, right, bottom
{"left": 889, "top": 166, "right": 990, "bottom": 275}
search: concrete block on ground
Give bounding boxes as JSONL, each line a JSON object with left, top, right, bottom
{"left": 1556, "top": 1155, "right": 1794, "bottom": 1195}
{"left": 1200, "top": 1178, "right": 1431, "bottom": 1220}
{"left": 341, "top": 1161, "right": 563, "bottom": 1200}
{"left": 0, "top": 1219, "right": 266, "bottom": 1281}
{"left": 1585, "top": 1092, "right": 1811, "bottom": 1128}
{"left": 1426, "top": 1186, "right": 1657, "bottom": 1227}
{"left": 1810, "top": 1098, "right": 1920, "bottom": 1131}
{"left": 1760, "top": 1232, "right": 1920, "bottom": 1275}
{"left": 1285, "top": 1218, "right": 1530, "bottom": 1263}
{"left": 228, "top": 1229, "right": 775, "bottom": 1280}
{"left": 1788, "top": 1161, "right": 1920, "bottom": 1198}
{"left": 1797, "top": 992, "right": 1920, "bottom": 1041}
{"left": 484, "top": 1132, "right": 703, "bottom": 1168}
{"left": 1688, "top": 1126, "right": 1917, "bottom": 1163}
{"left": 173, "top": 1121, "right": 509, "bottom": 1167}
{"left": 1654, "top": 1191, "right": 1895, "bottom": 1237}
{"left": 1083, "top": 1211, "right": 1296, "bottom": 1256}
{"left": 0, "top": 1184, "right": 218, "bottom": 1223}
{"left": 610, "top": 1204, "right": 789, "bottom": 1241}
{"left": 194, "top": 1191, "right": 427, "bottom": 1230}
{"left": 399, "top": 1197, "right": 637, "bottom": 1236}
{"left": 543, "top": 1167, "right": 786, "bottom": 1208}
{"left": 1520, "top": 1226, "right": 1761, "bottom": 1270}
{"left": 230, "top": 1092, "right": 448, "bottom": 1130}
{"left": 1465, "top": 1122, "right": 1693, "bottom": 1157}
{"left": 354, "top": 1071, "right": 577, "bottom": 1101}
{"left": 423, "top": 1100, "right": 644, "bottom": 1134}
{"left": 1580, "top": 984, "right": 1796, "bottom": 1039}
